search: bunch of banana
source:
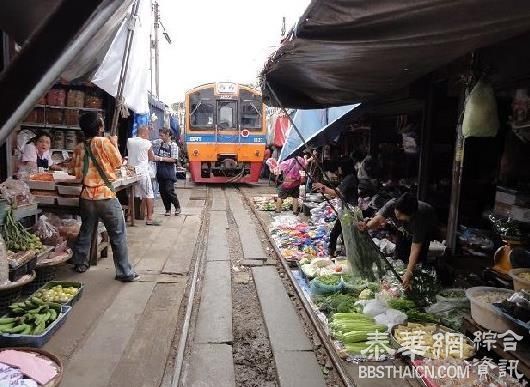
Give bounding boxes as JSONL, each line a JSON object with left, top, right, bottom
{"left": 0, "top": 297, "right": 62, "bottom": 336}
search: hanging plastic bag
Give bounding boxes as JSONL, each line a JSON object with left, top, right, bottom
{"left": 341, "top": 207, "right": 385, "bottom": 282}
{"left": 462, "top": 79, "right": 499, "bottom": 138}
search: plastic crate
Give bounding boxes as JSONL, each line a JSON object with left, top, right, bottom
{"left": 8, "top": 256, "right": 37, "bottom": 282}
{"left": 0, "top": 305, "right": 71, "bottom": 347}
{"left": 33, "top": 281, "right": 84, "bottom": 307}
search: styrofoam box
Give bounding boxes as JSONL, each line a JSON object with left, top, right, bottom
{"left": 25, "top": 180, "right": 55, "bottom": 191}
{"left": 57, "top": 197, "right": 79, "bottom": 206}
{"left": 56, "top": 184, "right": 82, "bottom": 196}
{"left": 33, "top": 195, "right": 57, "bottom": 205}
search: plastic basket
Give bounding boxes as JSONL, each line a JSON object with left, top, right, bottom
{"left": 0, "top": 305, "right": 71, "bottom": 347}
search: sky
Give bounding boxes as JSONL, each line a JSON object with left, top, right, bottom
{"left": 156, "top": 0, "right": 311, "bottom": 105}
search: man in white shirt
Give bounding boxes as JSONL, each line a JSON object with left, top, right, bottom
{"left": 127, "top": 126, "right": 169, "bottom": 225}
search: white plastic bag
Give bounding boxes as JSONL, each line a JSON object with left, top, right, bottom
{"left": 462, "top": 80, "right": 499, "bottom": 138}
{"left": 375, "top": 309, "right": 408, "bottom": 329}
{"left": 363, "top": 299, "right": 388, "bottom": 317}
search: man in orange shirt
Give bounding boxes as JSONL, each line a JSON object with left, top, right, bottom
{"left": 71, "top": 112, "right": 138, "bottom": 282}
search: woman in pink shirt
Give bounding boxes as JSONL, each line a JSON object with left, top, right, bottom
{"left": 275, "top": 156, "right": 305, "bottom": 215}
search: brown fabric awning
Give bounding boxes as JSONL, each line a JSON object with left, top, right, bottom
{"left": 262, "top": 0, "right": 530, "bottom": 108}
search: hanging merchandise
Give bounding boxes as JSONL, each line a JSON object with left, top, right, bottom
{"left": 341, "top": 207, "right": 385, "bottom": 281}
{"left": 272, "top": 114, "right": 290, "bottom": 148}
{"left": 462, "top": 79, "right": 500, "bottom": 138}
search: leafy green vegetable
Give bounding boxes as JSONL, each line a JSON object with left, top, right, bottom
{"left": 406, "top": 309, "right": 439, "bottom": 324}
{"left": 387, "top": 298, "right": 416, "bottom": 312}
{"left": 314, "top": 294, "right": 358, "bottom": 315}
{"left": 359, "top": 289, "right": 374, "bottom": 300}
{"left": 316, "top": 275, "right": 342, "bottom": 286}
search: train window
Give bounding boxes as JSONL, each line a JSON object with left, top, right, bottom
{"left": 217, "top": 101, "right": 237, "bottom": 130}
{"left": 189, "top": 89, "right": 215, "bottom": 129}
{"left": 240, "top": 100, "right": 262, "bottom": 129}
{"left": 190, "top": 100, "right": 214, "bottom": 128}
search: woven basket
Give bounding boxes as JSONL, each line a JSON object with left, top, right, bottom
{"left": 0, "top": 347, "right": 63, "bottom": 386}
{"left": 23, "top": 266, "right": 57, "bottom": 295}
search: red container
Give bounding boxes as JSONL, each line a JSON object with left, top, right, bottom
{"left": 47, "top": 89, "right": 66, "bottom": 107}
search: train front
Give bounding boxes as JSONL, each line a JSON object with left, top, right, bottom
{"left": 185, "top": 83, "right": 266, "bottom": 183}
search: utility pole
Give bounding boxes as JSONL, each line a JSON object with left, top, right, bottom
{"left": 281, "top": 16, "right": 286, "bottom": 37}
{"left": 153, "top": 1, "right": 160, "bottom": 98}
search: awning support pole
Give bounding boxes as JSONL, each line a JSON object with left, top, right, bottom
{"left": 109, "top": 0, "right": 141, "bottom": 136}
{"left": 446, "top": 56, "right": 476, "bottom": 254}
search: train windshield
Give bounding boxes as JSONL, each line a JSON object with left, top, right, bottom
{"left": 190, "top": 90, "right": 214, "bottom": 129}
{"left": 239, "top": 91, "right": 262, "bottom": 130}
{"left": 217, "top": 100, "right": 237, "bottom": 130}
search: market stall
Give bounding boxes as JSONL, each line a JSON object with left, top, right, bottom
{"left": 251, "top": 194, "right": 529, "bottom": 385}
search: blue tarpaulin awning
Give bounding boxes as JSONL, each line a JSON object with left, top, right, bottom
{"left": 279, "top": 104, "right": 359, "bottom": 161}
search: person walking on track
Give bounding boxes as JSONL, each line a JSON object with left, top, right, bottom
{"left": 152, "top": 128, "right": 181, "bottom": 216}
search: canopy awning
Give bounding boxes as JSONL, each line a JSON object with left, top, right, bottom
{"left": 262, "top": 0, "right": 530, "bottom": 109}
{"left": 279, "top": 104, "right": 358, "bottom": 161}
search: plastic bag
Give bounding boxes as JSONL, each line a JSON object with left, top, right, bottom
{"left": 426, "top": 289, "right": 470, "bottom": 331}
{"left": 341, "top": 207, "right": 385, "bottom": 281}
{"left": 0, "top": 179, "right": 33, "bottom": 206}
{"left": 33, "top": 215, "right": 62, "bottom": 246}
{"left": 462, "top": 80, "right": 499, "bottom": 138}
{"left": 375, "top": 309, "right": 407, "bottom": 329}
{"left": 363, "top": 299, "right": 388, "bottom": 317}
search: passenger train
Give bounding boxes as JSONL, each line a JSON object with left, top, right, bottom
{"left": 184, "top": 82, "right": 266, "bottom": 183}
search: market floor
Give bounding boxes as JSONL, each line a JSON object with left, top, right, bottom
{"left": 43, "top": 183, "right": 205, "bottom": 387}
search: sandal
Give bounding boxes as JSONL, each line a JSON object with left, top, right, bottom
{"left": 164, "top": 211, "right": 171, "bottom": 217}
{"left": 175, "top": 208, "right": 181, "bottom": 216}
{"left": 146, "top": 220, "right": 162, "bottom": 226}
{"left": 73, "top": 264, "right": 89, "bottom": 273}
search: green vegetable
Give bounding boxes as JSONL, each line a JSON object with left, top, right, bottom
{"left": 314, "top": 294, "right": 358, "bottom": 315}
{"left": 1, "top": 210, "right": 43, "bottom": 252}
{"left": 388, "top": 298, "right": 416, "bottom": 312}
{"left": 316, "top": 275, "right": 342, "bottom": 286}
{"left": 406, "top": 309, "right": 439, "bottom": 324}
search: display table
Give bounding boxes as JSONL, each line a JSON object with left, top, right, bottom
{"left": 38, "top": 176, "right": 140, "bottom": 266}
{"left": 463, "top": 315, "right": 530, "bottom": 379}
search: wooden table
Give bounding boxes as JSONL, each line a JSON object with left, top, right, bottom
{"left": 38, "top": 176, "right": 140, "bottom": 266}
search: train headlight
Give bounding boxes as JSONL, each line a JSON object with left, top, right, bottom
{"left": 193, "top": 149, "right": 199, "bottom": 156}
{"left": 255, "top": 150, "right": 260, "bottom": 157}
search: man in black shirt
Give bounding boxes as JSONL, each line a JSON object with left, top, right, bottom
{"left": 357, "top": 193, "right": 437, "bottom": 288}
{"left": 313, "top": 174, "right": 359, "bottom": 257}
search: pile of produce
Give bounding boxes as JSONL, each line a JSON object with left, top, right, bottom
{"left": 33, "top": 284, "right": 79, "bottom": 304}
{"left": 518, "top": 271, "right": 530, "bottom": 281}
{"left": 0, "top": 298, "right": 62, "bottom": 336}
{"left": 314, "top": 294, "right": 358, "bottom": 314}
{"left": 253, "top": 196, "right": 292, "bottom": 211}
{"left": 1, "top": 210, "right": 43, "bottom": 252}
{"left": 387, "top": 299, "right": 439, "bottom": 324}
{"left": 393, "top": 323, "right": 475, "bottom": 360}
{"left": 330, "top": 313, "right": 389, "bottom": 357}
{"left": 299, "top": 257, "right": 347, "bottom": 278}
